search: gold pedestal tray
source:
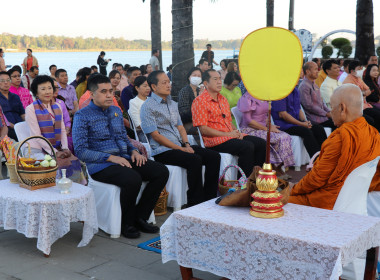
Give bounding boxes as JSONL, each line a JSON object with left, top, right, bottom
{"left": 250, "top": 163, "right": 284, "bottom": 219}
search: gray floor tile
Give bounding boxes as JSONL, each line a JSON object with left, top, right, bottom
{"left": 0, "top": 250, "right": 48, "bottom": 275}
{"left": 14, "top": 264, "right": 91, "bottom": 280}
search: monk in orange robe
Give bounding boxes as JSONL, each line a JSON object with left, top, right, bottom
{"left": 288, "top": 84, "right": 380, "bottom": 210}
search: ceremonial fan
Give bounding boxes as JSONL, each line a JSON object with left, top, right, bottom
{"left": 238, "top": 27, "right": 303, "bottom": 218}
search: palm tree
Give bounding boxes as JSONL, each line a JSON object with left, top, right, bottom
{"left": 355, "top": 0, "right": 375, "bottom": 64}
{"left": 267, "top": 0, "right": 274, "bottom": 27}
{"left": 171, "top": 0, "right": 194, "bottom": 100}
{"left": 144, "top": 0, "right": 163, "bottom": 70}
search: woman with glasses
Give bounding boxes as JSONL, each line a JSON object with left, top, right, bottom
{"left": 8, "top": 67, "right": 33, "bottom": 108}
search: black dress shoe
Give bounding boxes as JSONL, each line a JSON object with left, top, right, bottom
{"left": 121, "top": 225, "right": 141, "bottom": 239}
{"left": 135, "top": 218, "right": 159, "bottom": 233}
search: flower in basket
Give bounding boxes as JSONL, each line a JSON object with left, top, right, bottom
{"left": 44, "top": 155, "right": 52, "bottom": 161}
{"left": 40, "top": 160, "right": 50, "bottom": 167}
{"left": 49, "top": 160, "right": 56, "bottom": 167}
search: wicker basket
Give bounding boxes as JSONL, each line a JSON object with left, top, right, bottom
{"left": 6, "top": 162, "right": 18, "bottom": 183}
{"left": 15, "top": 136, "right": 58, "bottom": 191}
{"left": 154, "top": 187, "right": 169, "bottom": 216}
{"left": 218, "top": 164, "right": 247, "bottom": 195}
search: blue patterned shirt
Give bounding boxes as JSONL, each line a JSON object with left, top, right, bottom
{"left": 140, "top": 93, "right": 183, "bottom": 156}
{"left": 72, "top": 101, "right": 137, "bottom": 175}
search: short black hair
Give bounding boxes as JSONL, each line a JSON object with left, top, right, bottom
{"left": 199, "top": 58, "right": 208, "bottom": 65}
{"left": 0, "top": 71, "right": 10, "bottom": 78}
{"left": 27, "top": 48, "right": 32, "bottom": 53}
{"left": 348, "top": 60, "right": 362, "bottom": 73}
{"left": 133, "top": 76, "right": 148, "bottom": 95}
{"left": 206, "top": 44, "right": 211, "bottom": 47}
{"left": 49, "top": 64, "right": 57, "bottom": 71}
{"left": 186, "top": 67, "right": 202, "bottom": 83}
{"left": 224, "top": 71, "right": 241, "bottom": 86}
{"left": 91, "top": 65, "right": 98, "bottom": 70}
{"left": 166, "top": 64, "right": 173, "bottom": 71}
{"left": 147, "top": 70, "right": 165, "bottom": 90}
{"left": 7, "top": 67, "right": 20, "bottom": 77}
{"left": 202, "top": 69, "right": 218, "bottom": 83}
{"left": 109, "top": 69, "right": 121, "bottom": 79}
{"left": 322, "top": 59, "right": 338, "bottom": 74}
{"left": 366, "top": 55, "right": 378, "bottom": 65}
{"left": 30, "top": 66, "right": 39, "bottom": 72}
{"left": 152, "top": 49, "right": 159, "bottom": 55}
{"left": 100, "top": 51, "right": 105, "bottom": 56}
{"left": 0, "top": 48, "right": 3, "bottom": 53}
{"left": 343, "top": 59, "right": 351, "bottom": 68}
{"left": 12, "top": 65, "right": 22, "bottom": 75}
{"left": 87, "top": 74, "right": 110, "bottom": 93}
{"left": 55, "top": 69, "right": 67, "bottom": 78}
{"left": 312, "top": 58, "right": 320, "bottom": 63}
{"left": 127, "top": 66, "right": 141, "bottom": 77}
{"left": 124, "top": 64, "right": 130, "bottom": 72}
{"left": 30, "top": 75, "right": 54, "bottom": 97}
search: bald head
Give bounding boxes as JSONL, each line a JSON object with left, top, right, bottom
{"left": 303, "top": 61, "right": 318, "bottom": 80}
{"left": 330, "top": 84, "right": 363, "bottom": 127}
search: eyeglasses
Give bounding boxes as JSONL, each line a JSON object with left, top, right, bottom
{"left": 11, "top": 75, "right": 21, "bottom": 78}
{"left": 0, "top": 79, "right": 11, "bottom": 83}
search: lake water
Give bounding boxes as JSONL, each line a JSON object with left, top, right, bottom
{"left": 3, "top": 50, "right": 235, "bottom": 82}
{"left": 3, "top": 48, "right": 346, "bottom": 82}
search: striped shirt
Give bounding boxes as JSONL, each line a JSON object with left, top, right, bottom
{"left": 140, "top": 93, "right": 183, "bottom": 156}
{"left": 72, "top": 101, "right": 137, "bottom": 175}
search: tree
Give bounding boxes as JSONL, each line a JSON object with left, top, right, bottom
{"left": 144, "top": 0, "right": 163, "bottom": 70}
{"left": 171, "top": 0, "right": 194, "bottom": 100}
{"left": 355, "top": 0, "right": 375, "bottom": 64}
{"left": 322, "top": 46, "right": 333, "bottom": 59}
{"left": 331, "top": 38, "right": 351, "bottom": 58}
{"left": 341, "top": 44, "right": 353, "bottom": 58}
{"left": 267, "top": 0, "right": 274, "bottom": 27}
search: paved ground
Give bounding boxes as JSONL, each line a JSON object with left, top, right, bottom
{"left": 0, "top": 165, "right": 306, "bottom": 280}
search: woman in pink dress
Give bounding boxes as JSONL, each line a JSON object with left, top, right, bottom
{"left": 237, "top": 92, "right": 295, "bottom": 169}
{"left": 8, "top": 67, "right": 33, "bottom": 108}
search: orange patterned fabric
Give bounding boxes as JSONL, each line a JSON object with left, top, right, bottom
{"left": 192, "top": 90, "right": 235, "bottom": 147}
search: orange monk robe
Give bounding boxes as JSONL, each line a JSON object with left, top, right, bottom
{"left": 289, "top": 117, "right": 380, "bottom": 210}
{"left": 78, "top": 90, "right": 121, "bottom": 110}
{"left": 315, "top": 70, "right": 327, "bottom": 88}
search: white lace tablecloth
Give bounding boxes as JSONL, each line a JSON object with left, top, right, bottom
{"left": 0, "top": 180, "right": 98, "bottom": 255}
{"left": 161, "top": 200, "right": 380, "bottom": 280}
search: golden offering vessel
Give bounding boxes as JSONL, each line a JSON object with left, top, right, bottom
{"left": 250, "top": 163, "right": 284, "bottom": 219}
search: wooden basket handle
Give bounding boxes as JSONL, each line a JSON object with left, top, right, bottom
{"left": 15, "top": 136, "right": 57, "bottom": 185}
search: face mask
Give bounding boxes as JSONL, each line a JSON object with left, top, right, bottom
{"left": 355, "top": 69, "right": 364, "bottom": 78}
{"left": 340, "top": 66, "right": 344, "bottom": 71}
{"left": 190, "top": 76, "right": 202, "bottom": 87}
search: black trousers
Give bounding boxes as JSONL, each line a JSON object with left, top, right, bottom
{"left": 364, "top": 108, "right": 380, "bottom": 132}
{"left": 318, "top": 119, "right": 337, "bottom": 131}
{"left": 209, "top": 136, "right": 266, "bottom": 176}
{"left": 8, "top": 127, "right": 18, "bottom": 141}
{"left": 154, "top": 145, "right": 221, "bottom": 206}
{"left": 285, "top": 124, "right": 327, "bottom": 158}
{"left": 91, "top": 160, "right": 169, "bottom": 226}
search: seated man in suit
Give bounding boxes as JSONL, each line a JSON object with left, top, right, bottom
{"left": 72, "top": 74, "right": 169, "bottom": 239}
{"left": 286, "top": 84, "right": 380, "bottom": 209}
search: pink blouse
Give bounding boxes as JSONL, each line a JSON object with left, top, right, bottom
{"left": 237, "top": 92, "right": 269, "bottom": 128}
{"left": 9, "top": 86, "right": 33, "bottom": 109}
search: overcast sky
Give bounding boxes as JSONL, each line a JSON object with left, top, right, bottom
{"left": 1, "top": 0, "right": 379, "bottom": 41}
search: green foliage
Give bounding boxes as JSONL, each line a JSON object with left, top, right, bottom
{"left": 322, "top": 45, "right": 333, "bottom": 59}
{"left": 331, "top": 38, "right": 351, "bottom": 58}
{"left": 0, "top": 33, "right": 242, "bottom": 51}
{"left": 341, "top": 44, "right": 352, "bottom": 58}
{"left": 376, "top": 46, "right": 380, "bottom": 57}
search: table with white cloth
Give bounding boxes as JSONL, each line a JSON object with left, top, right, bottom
{"left": 161, "top": 200, "right": 380, "bottom": 280}
{"left": 0, "top": 179, "right": 98, "bottom": 255}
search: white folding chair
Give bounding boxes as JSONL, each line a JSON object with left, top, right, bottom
{"left": 333, "top": 156, "right": 380, "bottom": 280}
{"left": 231, "top": 106, "right": 243, "bottom": 131}
{"left": 14, "top": 121, "right": 31, "bottom": 142}
{"left": 196, "top": 127, "right": 238, "bottom": 180}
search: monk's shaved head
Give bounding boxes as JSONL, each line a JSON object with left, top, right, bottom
{"left": 330, "top": 84, "right": 363, "bottom": 126}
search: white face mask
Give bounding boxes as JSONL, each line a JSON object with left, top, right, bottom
{"left": 190, "top": 76, "right": 202, "bottom": 87}
{"left": 355, "top": 69, "right": 364, "bottom": 78}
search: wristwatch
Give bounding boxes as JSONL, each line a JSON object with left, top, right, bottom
{"left": 184, "top": 142, "right": 191, "bottom": 146}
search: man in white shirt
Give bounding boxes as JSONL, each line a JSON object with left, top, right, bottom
{"left": 149, "top": 49, "right": 160, "bottom": 71}
{"left": 320, "top": 59, "right": 341, "bottom": 109}
{"left": 338, "top": 60, "right": 350, "bottom": 83}
{"left": 21, "top": 66, "right": 39, "bottom": 90}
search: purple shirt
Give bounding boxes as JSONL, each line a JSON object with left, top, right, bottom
{"left": 271, "top": 88, "right": 301, "bottom": 131}
{"left": 58, "top": 84, "right": 77, "bottom": 110}
{"left": 237, "top": 92, "right": 268, "bottom": 127}
{"left": 299, "top": 77, "right": 330, "bottom": 124}
{"left": 56, "top": 99, "right": 71, "bottom": 128}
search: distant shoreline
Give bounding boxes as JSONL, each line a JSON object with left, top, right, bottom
{"left": 4, "top": 48, "right": 236, "bottom": 53}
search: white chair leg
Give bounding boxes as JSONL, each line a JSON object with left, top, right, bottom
{"left": 110, "top": 234, "right": 120, "bottom": 238}
{"left": 294, "top": 166, "right": 301, "bottom": 171}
